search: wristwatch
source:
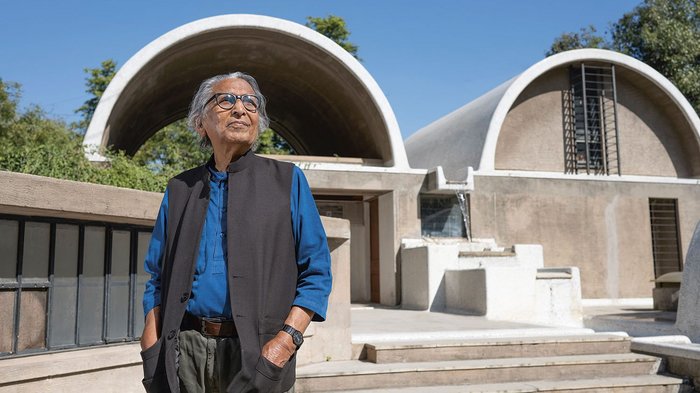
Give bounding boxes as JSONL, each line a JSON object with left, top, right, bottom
{"left": 281, "top": 324, "right": 304, "bottom": 350}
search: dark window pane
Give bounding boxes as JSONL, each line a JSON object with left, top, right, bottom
{"left": 79, "top": 226, "right": 105, "bottom": 345}
{"left": 0, "top": 290, "right": 15, "bottom": 353}
{"left": 133, "top": 231, "right": 151, "bottom": 338}
{"left": 420, "top": 196, "right": 466, "bottom": 238}
{"left": 17, "top": 289, "right": 46, "bottom": 352}
{"left": 49, "top": 224, "right": 79, "bottom": 348}
{"left": 22, "top": 222, "right": 50, "bottom": 283}
{"left": 107, "top": 230, "right": 130, "bottom": 340}
{"left": 0, "top": 220, "right": 18, "bottom": 283}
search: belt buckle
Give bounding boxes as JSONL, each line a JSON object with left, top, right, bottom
{"left": 200, "top": 319, "right": 209, "bottom": 336}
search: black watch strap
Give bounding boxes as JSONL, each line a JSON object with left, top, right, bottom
{"left": 281, "top": 324, "right": 304, "bottom": 350}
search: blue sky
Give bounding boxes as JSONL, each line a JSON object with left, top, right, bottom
{"left": 0, "top": 0, "right": 641, "bottom": 139}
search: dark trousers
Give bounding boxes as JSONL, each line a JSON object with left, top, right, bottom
{"left": 177, "top": 330, "right": 294, "bottom": 393}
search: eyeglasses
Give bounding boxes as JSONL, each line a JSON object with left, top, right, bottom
{"left": 204, "top": 93, "right": 260, "bottom": 112}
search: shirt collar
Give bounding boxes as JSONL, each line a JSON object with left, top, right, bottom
{"left": 206, "top": 160, "right": 228, "bottom": 183}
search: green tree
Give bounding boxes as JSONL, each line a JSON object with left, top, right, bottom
{"left": 546, "top": 26, "right": 607, "bottom": 56}
{"left": 0, "top": 79, "right": 170, "bottom": 192}
{"left": 0, "top": 79, "right": 20, "bottom": 129}
{"left": 611, "top": 0, "right": 700, "bottom": 113}
{"left": 306, "top": 15, "right": 361, "bottom": 60}
{"left": 547, "top": 0, "right": 700, "bottom": 114}
{"left": 255, "top": 129, "right": 295, "bottom": 155}
{"left": 134, "top": 119, "right": 211, "bottom": 174}
{"left": 74, "top": 59, "right": 117, "bottom": 132}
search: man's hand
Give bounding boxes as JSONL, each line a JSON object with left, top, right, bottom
{"left": 140, "top": 306, "right": 161, "bottom": 351}
{"left": 261, "top": 306, "right": 315, "bottom": 367}
{"left": 261, "top": 331, "right": 296, "bottom": 368}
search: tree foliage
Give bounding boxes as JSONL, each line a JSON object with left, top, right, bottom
{"left": 255, "top": 129, "right": 295, "bottom": 155}
{"left": 133, "top": 119, "right": 211, "bottom": 174}
{"left": 546, "top": 26, "right": 608, "bottom": 56}
{"left": 74, "top": 59, "right": 117, "bottom": 133}
{"left": 306, "top": 15, "right": 361, "bottom": 60}
{"left": 548, "top": 0, "right": 700, "bottom": 114}
{"left": 0, "top": 79, "right": 169, "bottom": 192}
{"left": 611, "top": 0, "right": 700, "bottom": 113}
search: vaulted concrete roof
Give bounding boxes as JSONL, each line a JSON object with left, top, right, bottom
{"left": 405, "top": 49, "right": 700, "bottom": 180}
{"left": 83, "top": 14, "right": 408, "bottom": 168}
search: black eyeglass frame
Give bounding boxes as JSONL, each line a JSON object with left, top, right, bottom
{"left": 204, "top": 93, "right": 261, "bottom": 113}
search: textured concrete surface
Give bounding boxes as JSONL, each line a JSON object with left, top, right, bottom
{"left": 676, "top": 221, "right": 700, "bottom": 342}
{"left": 351, "top": 306, "right": 593, "bottom": 343}
{"left": 470, "top": 175, "right": 700, "bottom": 299}
{"left": 405, "top": 48, "right": 700, "bottom": 176}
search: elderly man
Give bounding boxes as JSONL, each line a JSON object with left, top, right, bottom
{"left": 139, "top": 72, "right": 332, "bottom": 393}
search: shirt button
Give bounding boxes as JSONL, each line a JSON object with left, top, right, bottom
{"left": 167, "top": 330, "right": 176, "bottom": 340}
{"left": 180, "top": 293, "right": 189, "bottom": 303}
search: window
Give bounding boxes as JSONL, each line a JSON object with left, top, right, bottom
{"left": 649, "top": 199, "right": 683, "bottom": 279}
{"left": 564, "top": 63, "right": 620, "bottom": 175}
{"left": 0, "top": 215, "right": 152, "bottom": 357}
{"left": 420, "top": 195, "right": 468, "bottom": 238}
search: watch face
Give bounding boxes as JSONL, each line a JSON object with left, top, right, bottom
{"left": 292, "top": 330, "right": 303, "bottom": 346}
{"left": 284, "top": 325, "right": 304, "bottom": 348}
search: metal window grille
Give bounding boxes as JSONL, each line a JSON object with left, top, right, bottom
{"left": 565, "top": 64, "right": 621, "bottom": 175}
{"left": 0, "top": 214, "right": 152, "bottom": 358}
{"left": 649, "top": 199, "right": 683, "bottom": 279}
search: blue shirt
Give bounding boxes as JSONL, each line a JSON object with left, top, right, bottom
{"left": 143, "top": 164, "right": 332, "bottom": 321}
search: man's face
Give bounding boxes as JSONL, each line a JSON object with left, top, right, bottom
{"left": 197, "top": 78, "right": 260, "bottom": 151}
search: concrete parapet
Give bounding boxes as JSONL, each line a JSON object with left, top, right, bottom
{"left": 676, "top": 221, "right": 700, "bottom": 343}
{"left": 400, "top": 240, "right": 582, "bottom": 327}
{"left": 533, "top": 267, "right": 583, "bottom": 327}
{"left": 445, "top": 267, "right": 538, "bottom": 321}
{"left": 631, "top": 336, "right": 700, "bottom": 382}
{"left": 298, "top": 217, "right": 352, "bottom": 365}
{"left": 401, "top": 243, "right": 459, "bottom": 310}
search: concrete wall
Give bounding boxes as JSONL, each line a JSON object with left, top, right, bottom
{"left": 316, "top": 200, "right": 371, "bottom": 303}
{"left": 494, "top": 66, "right": 700, "bottom": 178}
{"left": 495, "top": 68, "right": 567, "bottom": 172}
{"left": 470, "top": 174, "right": 700, "bottom": 298}
{"left": 302, "top": 165, "right": 426, "bottom": 305}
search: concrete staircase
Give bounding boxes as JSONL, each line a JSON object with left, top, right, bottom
{"left": 295, "top": 333, "right": 684, "bottom": 392}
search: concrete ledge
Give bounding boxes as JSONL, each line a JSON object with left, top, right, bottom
{"left": 0, "top": 171, "right": 162, "bottom": 226}
{"left": 631, "top": 337, "right": 700, "bottom": 380}
{"left": 0, "top": 344, "right": 141, "bottom": 389}
{"left": 353, "top": 327, "right": 596, "bottom": 344}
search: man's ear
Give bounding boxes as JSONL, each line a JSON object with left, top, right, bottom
{"left": 195, "top": 120, "right": 206, "bottom": 138}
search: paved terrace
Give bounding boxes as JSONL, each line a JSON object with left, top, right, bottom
{"left": 350, "top": 300, "right": 684, "bottom": 343}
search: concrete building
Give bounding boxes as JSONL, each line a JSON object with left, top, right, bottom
{"left": 406, "top": 48, "right": 700, "bottom": 299}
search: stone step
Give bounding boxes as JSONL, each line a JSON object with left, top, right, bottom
{"left": 295, "top": 353, "right": 661, "bottom": 392}
{"left": 365, "top": 334, "right": 631, "bottom": 364}
{"left": 335, "top": 374, "right": 683, "bottom": 393}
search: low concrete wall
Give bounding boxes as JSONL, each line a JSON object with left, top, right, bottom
{"left": 400, "top": 243, "right": 544, "bottom": 311}
{"left": 632, "top": 338, "right": 700, "bottom": 382}
{"left": 0, "top": 171, "right": 162, "bottom": 226}
{"left": 445, "top": 266, "right": 538, "bottom": 320}
{"left": 0, "top": 172, "right": 352, "bottom": 392}
{"left": 401, "top": 241, "right": 582, "bottom": 327}
{"left": 297, "top": 218, "right": 352, "bottom": 365}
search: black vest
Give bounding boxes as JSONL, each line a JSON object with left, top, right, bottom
{"left": 142, "top": 151, "right": 298, "bottom": 393}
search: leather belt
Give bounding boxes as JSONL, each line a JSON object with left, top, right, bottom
{"left": 181, "top": 312, "right": 238, "bottom": 337}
